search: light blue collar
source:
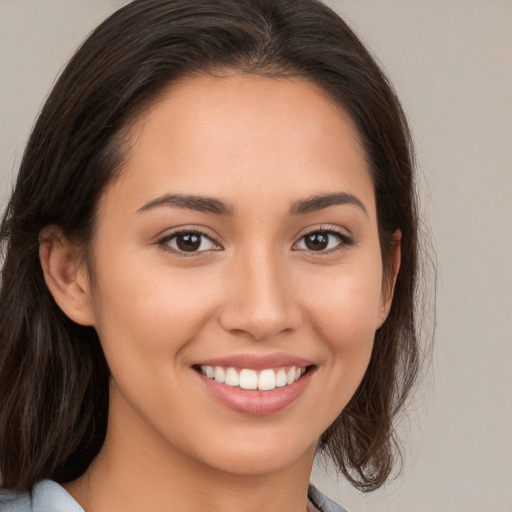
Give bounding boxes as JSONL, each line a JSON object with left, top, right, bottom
{"left": 32, "top": 480, "right": 84, "bottom": 512}
{"left": 1, "top": 479, "right": 347, "bottom": 512}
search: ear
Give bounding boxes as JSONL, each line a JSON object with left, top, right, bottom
{"left": 377, "top": 229, "right": 401, "bottom": 328}
{"left": 39, "top": 225, "right": 95, "bottom": 326}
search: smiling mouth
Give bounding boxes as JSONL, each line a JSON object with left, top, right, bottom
{"left": 194, "top": 365, "right": 310, "bottom": 391}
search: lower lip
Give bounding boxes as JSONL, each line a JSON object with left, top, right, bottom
{"left": 195, "top": 369, "right": 313, "bottom": 416}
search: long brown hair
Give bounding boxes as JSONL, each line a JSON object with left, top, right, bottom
{"left": 0, "top": 0, "right": 426, "bottom": 493}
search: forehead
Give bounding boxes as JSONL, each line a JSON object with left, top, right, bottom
{"left": 105, "top": 73, "right": 375, "bottom": 217}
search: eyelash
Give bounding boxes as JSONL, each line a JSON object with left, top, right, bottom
{"left": 157, "top": 227, "right": 355, "bottom": 256}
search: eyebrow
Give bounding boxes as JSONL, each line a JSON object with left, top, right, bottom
{"left": 137, "top": 191, "right": 367, "bottom": 217}
{"left": 137, "top": 193, "right": 234, "bottom": 216}
{"left": 290, "top": 192, "right": 368, "bottom": 216}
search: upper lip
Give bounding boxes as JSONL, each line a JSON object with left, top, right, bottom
{"left": 194, "top": 353, "right": 315, "bottom": 370}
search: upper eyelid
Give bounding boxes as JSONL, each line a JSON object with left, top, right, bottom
{"left": 295, "top": 224, "right": 352, "bottom": 239}
{"left": 157, "top": 225, "right": 219, "bottom": 241}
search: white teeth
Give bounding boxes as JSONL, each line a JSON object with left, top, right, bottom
{"left": 239, "top": 369, "right": 258, "bottom": 389}
{"left": 214, "top": 366, "right": 225, "bottom": 383}
{"left": 200, "top": 365, "right": 307, "bottom": 390}
{"left": 224, "top": 368, "right": 240, "bottom": 387}
{"left": 258, "top": 369, "right": 276, "bottom": 391}
{"left": 275, "top": 368, "right": 287, "bottom": 387}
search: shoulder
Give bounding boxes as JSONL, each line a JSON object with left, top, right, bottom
{"left": 0, "top": 480, "right": 84, "bottom": 512}
{"left": 0, "top": 489, "right": 32, "bottom": 512}
{"left": 308, "top": 484, "right": 349, "bottom": 512}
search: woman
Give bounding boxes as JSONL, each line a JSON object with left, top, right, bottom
{"left": 0, "top": 1, "right": 422, "bottom": 511}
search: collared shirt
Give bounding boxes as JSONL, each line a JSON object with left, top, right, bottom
{"left": 0, "top": 480, "right": 348, "bottom": 512}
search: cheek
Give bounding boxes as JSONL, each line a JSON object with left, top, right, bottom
{"left": 303, "top": 260, "right": 384, "bottom": 341}
{"left": 89, "top": 255, "right": 220, "bottom": 376}
{"left": 298, "top": 259, "right": 383, "bottom": 402}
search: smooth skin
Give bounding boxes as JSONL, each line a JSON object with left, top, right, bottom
{"left": 40, "top": 74, "right": 399, "bottom": 512}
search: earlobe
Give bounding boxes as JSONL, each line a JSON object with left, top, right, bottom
{"left": 39, "top": 225, "right": 95, "bottom": 326}
{"left": 377, "top": 229, "right": 402, "bottom": 328}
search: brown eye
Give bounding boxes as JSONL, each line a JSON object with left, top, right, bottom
{"left": 161, "top": 231, "right": 218, "bottom": 253}
{"left": 176, "top": 233, "right": 202, "bottom": 252}
{"left": 294, "top": 229, "right": 354, "bottom": 253}
{"left": 304, "top": 232, "right": 329, "bottom": 251}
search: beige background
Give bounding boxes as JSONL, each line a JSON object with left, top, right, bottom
{"left": 1, "top": 1, "right": 511, "bottom": 511}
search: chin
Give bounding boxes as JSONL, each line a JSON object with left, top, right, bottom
{"left": 183, "top": 428, "right": 318, "bottom": 477}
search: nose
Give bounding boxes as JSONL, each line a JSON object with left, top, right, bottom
{"left": 218, "top": 249, "right": 302, "bottom": 341}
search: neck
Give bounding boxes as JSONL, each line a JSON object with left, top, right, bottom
{"left": 64, "top": 389, "right": 317, "bottom": 512}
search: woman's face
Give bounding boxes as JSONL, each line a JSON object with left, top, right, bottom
{"left": 83, "top": 74, "right": 393, "bottom": 477}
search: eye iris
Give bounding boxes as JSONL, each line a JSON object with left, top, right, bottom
{"left": 305, "top": 232, "right": 328, "bottom": 251}
{"left": 176, "top": 233, "right": 201, "bottom": 252}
